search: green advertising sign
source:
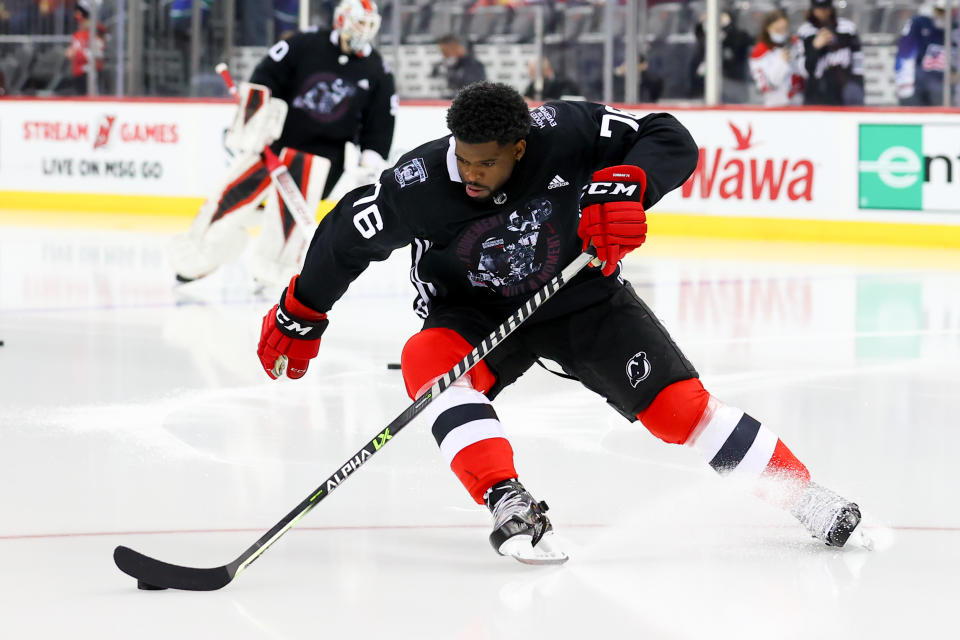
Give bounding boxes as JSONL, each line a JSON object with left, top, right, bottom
{"left": 858, "top": 124, "right": 923, "bottom": 211}
{"left": 859, "top": 123, "right": 960, "bottom": 212}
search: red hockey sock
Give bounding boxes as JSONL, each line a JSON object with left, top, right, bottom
{"left": 450, "top": 438, "right": 517, "bottom": 505}
{"left": 763, "top": 439, "right": 810, "bottom": 484}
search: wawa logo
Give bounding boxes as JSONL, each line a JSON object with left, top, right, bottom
{"left": 681, "top": 122, "right": 814, "bottom": 201}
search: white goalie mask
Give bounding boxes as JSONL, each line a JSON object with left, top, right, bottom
{"left": 334, "top": 0, "right": 381, "bottom": 56}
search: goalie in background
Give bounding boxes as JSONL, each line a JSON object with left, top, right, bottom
{"left": 169, "top": 0, "right": 396, "bottom": 288}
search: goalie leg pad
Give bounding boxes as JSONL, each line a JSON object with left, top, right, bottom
{"left": 402, "top": 328, "right": 510, "bottom": 504}
{"left": 249, "top": 149, "right": 330, "bottom": 287}
{"left": 169, "top": 153, "right": 270, "bottom": 280}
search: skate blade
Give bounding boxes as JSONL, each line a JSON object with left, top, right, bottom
{"left": 499, "top": 532, "right": 569, "bottom": 566}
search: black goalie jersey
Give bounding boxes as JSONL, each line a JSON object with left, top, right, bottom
{"left": 296, "top": 101, "right": 698, "bottom": 323}
{"left": 250, "top": 28, "right": 396, "bottom": 159}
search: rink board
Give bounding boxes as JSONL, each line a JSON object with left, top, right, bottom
{"left": 1, "top": 98, "right": 959, "bottom": 246}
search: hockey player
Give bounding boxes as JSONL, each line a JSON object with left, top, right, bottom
{"left": 169, "top": 0, "right": 396, "bottom": 287}
{"left": 797, "top": 0, "right": 865, "bottom": 106}
{"left": 255, "top": 82, "right": 863, "bottom": 563}
{"left": 895, "top": 0, "right": 959, "bottom": 106}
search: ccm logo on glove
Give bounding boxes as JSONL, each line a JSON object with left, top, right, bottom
{"left": 583, "top": 182, "right": 639, "bottom": 196}
{"left": 275, "top": 306, "right": 320, "bottom": 337}
{"left": 578, "top": 165, "right": 648, "bottom": 277}
{"left": 258, "top": 275, "right": 328, "bottom": 379}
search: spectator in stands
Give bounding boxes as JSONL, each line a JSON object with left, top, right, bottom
{"left": 524, "top": 56, "right": 582, "bottom": 100}
{"left": 797, "top": 0, "right": 864, "bottom": 106}
{"left": 238, "top": 0, "right": 300, "bottom": 45}
{"left": 614, "top": 54, "right": 664, "bottom": 103}
{"left": 896, "top": 0, "right": 959, "bottom": 106}
{"left": 690, "top": 9, "right": 754, "bottom": 103}
{"left": 749, "top": 10, "right": 804, "bottom": 107}
{"left": 433, "top": 34, "right": 486, "bottom": 96}
{"left": 170, "top": 0, "right": 212, "bottom": 32}
{"left": 469, "top": 0, "right": 520, "bottom": 10}
{"left": 65, "top": 0, "right": 106, "bottom": 95}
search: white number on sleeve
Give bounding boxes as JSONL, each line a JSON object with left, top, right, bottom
{"left": 352, "top": 181, "right": 384, "bottom": 238}
{"left": 599, "top": 105, "right": 640, "bottom": 138}
{"left": 268, "top": 40, "right": 290, "bottom": 62}
{"left": 353, "top": 205, "right": 384, "bottom": 239}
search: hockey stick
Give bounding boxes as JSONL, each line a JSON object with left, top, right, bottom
{"left": 113, "top": 249, "right": 599, "bottom": 591}
{"left": 215, "top": 63, "right": 319, "bottom": 241}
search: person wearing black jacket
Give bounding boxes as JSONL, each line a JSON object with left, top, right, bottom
{"left": 169, "top": 0, "right": 397, "bottom": 288}
{"left": 433, "top": 34, "right": 487, "bottom": 97}
{"left": 690, "top": 10, "right": 754, "bottom": 103}
{"left": 254, "top": 82, "right": 865, "bottom": 564}
{"left": 797, "top": 0, "right": 865, "bottom": 105}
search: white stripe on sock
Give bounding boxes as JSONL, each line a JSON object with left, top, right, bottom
{"left": 439, "top": 419, "right": 506, "bottom": 465}
{"left": 690, "top": 404, "right": 744, "bottom": 460}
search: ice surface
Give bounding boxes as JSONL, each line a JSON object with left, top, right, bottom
{"left": 1, "top": 221, "right": 958, "bottom": 639}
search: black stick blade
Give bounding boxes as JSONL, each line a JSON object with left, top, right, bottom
{"left": 114, "top": 545, "right": 235, "bottom": 591}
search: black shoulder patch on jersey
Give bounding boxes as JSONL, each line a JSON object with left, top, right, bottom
{"left": 394, "top": 157, "right": 429, "bottom": 188}
{"left": 529, "top": 104, "right": 559, "bottom": 130}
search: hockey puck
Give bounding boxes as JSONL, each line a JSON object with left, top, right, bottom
{"left": 0, "top": 340, "right": 4, "bottom": 347}
{"left": 137, "top": 580, "right": 167, "bottom": 591}
{"left": 386, "top": 362, "right": 402, "bottom": 370}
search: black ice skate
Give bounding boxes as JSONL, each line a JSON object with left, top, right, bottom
{"left": 484, "top": 479, "right": 568, "bottom": 565}
{"left": 790, "top": 481, "right": 863, "bottom": 547}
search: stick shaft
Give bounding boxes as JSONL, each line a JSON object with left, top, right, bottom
{"left": 230, "top": 251, "right": 596, "bottom": 578}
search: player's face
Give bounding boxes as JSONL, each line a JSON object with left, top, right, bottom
{"left": 454, "top": 139, "right": 526, "bottom": 200}
{"left": 812, "top": 7, "right": 832, "bottom": 24}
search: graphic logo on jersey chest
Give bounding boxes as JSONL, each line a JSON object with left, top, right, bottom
{"left": 625, "top": 351, "right": 651, "bottom": 388}
{"left": 394, "top": 158, "right": 428, "bottom": 188}
{"left": 293, "top": 72, "right": 357, "bottom": 122}
{"left": 457, "top": 197, "right": 562, "bottom": 297}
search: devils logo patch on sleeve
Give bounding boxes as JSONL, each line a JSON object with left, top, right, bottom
{"left": 625, "top": 351, "right": 651, "bottom": 388}
{"left": 394, "top": 158, "right": 428, "bottom": 188}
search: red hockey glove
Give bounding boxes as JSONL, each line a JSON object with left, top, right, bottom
{"left": 257, "top": 275, "right": 328, "bottom": 379}
{"left": 577, "top": 165, "right": 648, "bottom": 276}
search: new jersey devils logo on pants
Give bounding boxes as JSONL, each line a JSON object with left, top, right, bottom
{"left": 625, "top": 351, "right": 651, "bottom": 388}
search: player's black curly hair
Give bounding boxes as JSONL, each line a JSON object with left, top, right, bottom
{"left": 446, "top": 82, "right": 531, "bottom": 146}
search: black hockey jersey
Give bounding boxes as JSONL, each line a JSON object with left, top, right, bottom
{"left": 250, "top": 28, "right": 396, "bottom": 158}
{"left": 296, "top": 101, "right": 698, "bottom": 324}
{"left": 798, "top": 17, "right": 864, "bottom": 105}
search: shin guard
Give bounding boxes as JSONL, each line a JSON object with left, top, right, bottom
{"left": 401, "top": 328, "right": 512, "bottom": 504}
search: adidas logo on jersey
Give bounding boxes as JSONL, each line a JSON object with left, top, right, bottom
{"left": 547, "top": 175, "right": 569, "bottom": 189}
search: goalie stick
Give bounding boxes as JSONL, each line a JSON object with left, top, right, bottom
{"left": 114, "top": 249, "right": 600, "bottom": 591}
{"left": 215, "top": 63, "right": 319, "bottom": 241}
